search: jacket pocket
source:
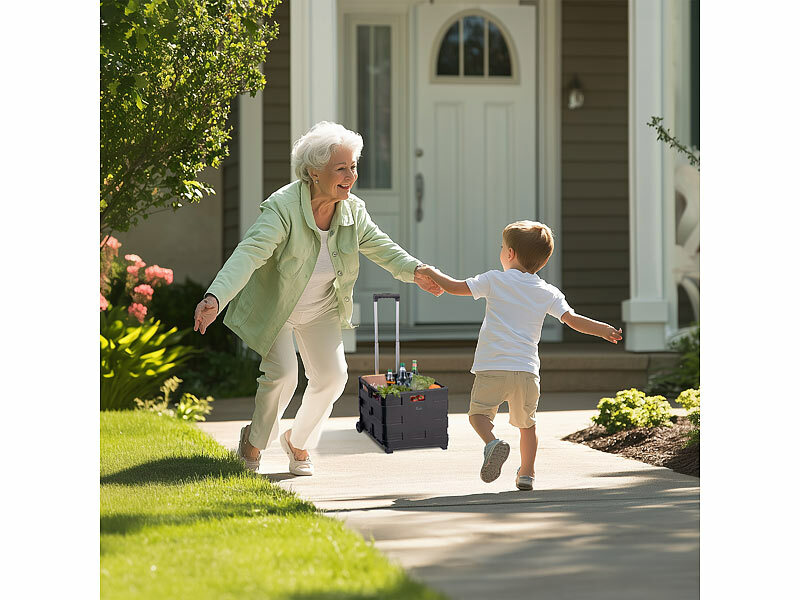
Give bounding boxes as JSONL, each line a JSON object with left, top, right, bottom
{"left": 228, "top": 286, "right": 255, "bottom": 328}
{"left": 276, "top": 247, "right": 310, "bottom": 276}
{"left": 335, "top": 226, "right": 359, "bottom": 274}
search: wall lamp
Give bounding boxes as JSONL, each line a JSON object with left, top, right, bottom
{"left": 567, "top": 74, "right": 585, "bottom": 110}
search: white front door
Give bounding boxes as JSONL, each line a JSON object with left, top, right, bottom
{"left": 413, "top": 4, "right": 537, "bottom": 323}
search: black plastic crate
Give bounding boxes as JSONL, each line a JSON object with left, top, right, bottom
{"left": 353, "top": 293, "right": 449, "bottom": 453}
{"left": 356, "top": 374, "right": 449, "bottom": 453}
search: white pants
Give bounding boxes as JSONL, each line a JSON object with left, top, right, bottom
{"left": 247, "top": 303, "right": 348, "bottom": 451}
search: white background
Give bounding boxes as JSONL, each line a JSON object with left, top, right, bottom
{"left": 2, "top": 1, "right": 798, "bottom": 597}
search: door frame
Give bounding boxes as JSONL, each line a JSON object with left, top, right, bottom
{"left": 338, "top": 0, "right": 563, "bottom": 341}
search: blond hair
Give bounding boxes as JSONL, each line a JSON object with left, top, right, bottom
{"left": 502, "top": 220, "right": 554, "bottom": 273}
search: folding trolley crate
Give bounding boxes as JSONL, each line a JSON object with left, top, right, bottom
{"left": 356, "top": 293, "right": 449, "bottom": 453}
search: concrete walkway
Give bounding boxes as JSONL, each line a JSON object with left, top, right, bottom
{"left": 198, "top": 394, "right": 699, "bottom": 600}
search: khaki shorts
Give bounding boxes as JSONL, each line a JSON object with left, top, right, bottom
{"left": 469, "top": 370, "right": 541, "bottom": 429}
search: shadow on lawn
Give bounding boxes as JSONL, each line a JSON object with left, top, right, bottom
{"left": 286, "top": 580, "right": 447, "bottom": 600}
{"left": 100, "top": 496, "right": 316, "bottom": 537}
{"left": 100, "top": 455, "right": 243, "bottom": 485}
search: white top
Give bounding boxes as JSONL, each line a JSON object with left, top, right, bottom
{"left": 293, "top": 229, "right": 337, "bottom": 315}
{"left": 465, "top": 269, "right": 572, "bottom": 375}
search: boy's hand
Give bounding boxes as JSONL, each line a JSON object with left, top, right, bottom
{"left": 416, "top": 264, "right": 439, "bottom": 278}
{"left": 601, "top": 325, "right": 623, "bottom": 344}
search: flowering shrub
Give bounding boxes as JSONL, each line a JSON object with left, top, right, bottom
{"left": 101, "top": 235, "right": 174, "bottom": 322}
{"left": 676, "top": 388, "right": 700, "bottom": 447}
{"left": 592, "top": 388, "right": 673, "bottom": 434}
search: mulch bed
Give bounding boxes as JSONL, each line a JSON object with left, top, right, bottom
{"left": 563, "top": 416, "right": 699, "bottom": 477}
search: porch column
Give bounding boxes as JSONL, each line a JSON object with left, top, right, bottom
{"left": 622, "top": 0, "right": 673, "bottom": 351}
{"left": 239, "top": 91, "right": 264, "bottom": 235}
{"left": 290, "top": 0, "right": 338, "bottom": 158}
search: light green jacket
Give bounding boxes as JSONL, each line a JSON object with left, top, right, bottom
{"left": 206, "top": 179, "right": 420, "bottom": 357}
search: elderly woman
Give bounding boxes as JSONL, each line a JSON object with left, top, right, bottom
{"left": 194, "top": 121, "right": 442, "bottom": 475}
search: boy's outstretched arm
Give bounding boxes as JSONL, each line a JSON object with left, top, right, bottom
{"left": 416, "top": 265, "right": 472, "bottom": 296}
{"left": 561, "top": 311, "right": 623, "bottom": 344}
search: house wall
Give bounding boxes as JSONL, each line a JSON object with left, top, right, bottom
{"left": 560, "top": 0, "right": 630, "bottom": 337}
{"left": 263, "top": 0, "right": 292, "bottom": 199}
{"left": 115, "top": 166, "right": 223, "bottom": 286}
{"left": 222, "top": 99, "right": 240, "bottom": 263}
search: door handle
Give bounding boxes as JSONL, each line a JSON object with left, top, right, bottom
{"left": 415, "top": 173, "right": 424, "bottom": 222}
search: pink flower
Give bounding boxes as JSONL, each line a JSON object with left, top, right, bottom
{"left": 145, "top": 265, "right": 174, "bottom": 285}
{"left": 100, "top": 294, "right": 109, "bottom": 311}
{"left": 102, "top": 236, "right": 121, "bottom": 250}
{"left": 126, "top": 265, "right": 141, "bottom": 276}
{"left": 133, "top": 284, "right": 154, "bottom": 298}
{"left": 124, "top": 254, "right": 145, "bottom": 269}
{"left": 128, "top": 302, "right": 148, "bottom": 323}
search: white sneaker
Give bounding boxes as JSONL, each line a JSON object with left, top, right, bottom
{"left": 516, "top": 468, "right": 534, "bottom": 491}
{"left": 480, "top": 439, "right": 510, "bottom": 483}
{"left": 237, "top": 425, "right": 261, "bottom": 472}
{"left": 280, "top": 431, "right": 314, "bottom": 476}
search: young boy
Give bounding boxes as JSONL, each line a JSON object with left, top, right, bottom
{"left": 417, "top": 220, "right": 622, "bottom": 490}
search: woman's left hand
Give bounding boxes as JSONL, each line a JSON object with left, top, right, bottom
{"left": 414, "top": 266, "right": 444, "bottom": 296}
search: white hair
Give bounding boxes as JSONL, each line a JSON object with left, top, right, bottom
{"left": 291, "top": 121, "right": 364, "bottom": 184}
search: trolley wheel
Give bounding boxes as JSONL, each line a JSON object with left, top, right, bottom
{"left": 441, "top": 445, "right": 448, "bottom": 450}
{"left": 355, "top": 421, "right": 363, "bottom": 433}
{"left": 384, "top": 448, "right": 393, "bottom": 454}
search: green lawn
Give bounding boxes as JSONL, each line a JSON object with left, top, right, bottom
{"left": 100, "top": 411, "right": 447, "bottom": 599}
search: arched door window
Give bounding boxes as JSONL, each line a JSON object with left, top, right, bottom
{"left": 435, "top": 14, "right": 514, "bottom": 80}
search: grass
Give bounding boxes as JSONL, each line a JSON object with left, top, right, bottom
{"left": 100, "top": 411, "right": 447, "bottom": 599}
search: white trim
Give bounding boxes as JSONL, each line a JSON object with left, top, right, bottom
{"left": 535, "top": 0, "right": 562, "bottom": 342}
{"left": 290, "top": 0, "right": 338, "bottom": 174}
{"left": 238, "top": 92, "right": 263, "bottom": 237}
{"left": 339, "top": 6, "right": 411, "bottom": 324}
{"left": 624, "top": 0, "right": 673, "bottom": 352}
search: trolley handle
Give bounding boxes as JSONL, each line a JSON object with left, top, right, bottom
{"left": 373, "top": 293, "right": 400, "bottom": 375}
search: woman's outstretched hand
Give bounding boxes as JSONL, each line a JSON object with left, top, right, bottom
{"left": 193, "top": 295, "right": 219, "bottom": 334}
{"left": 414, "top": 265, "right": 444, "bottom": 296}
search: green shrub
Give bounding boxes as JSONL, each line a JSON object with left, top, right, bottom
{"left": 149, "top": 278, "right": 239, "bottom": 354}
{"left": 676, "top": 388, "right": 700, "bottom": 447}
{"left": 647, "top": 325, "right": 700, "bottom": 400}
{"left": 175, "top": 392, "right": 215, "bottom": 422}
{"left": 592, "top": 388, "right": 673, "bottom": 434}
{"left": 101, "top": 306, "right": 199, "bottom": 410}
{"left": 178, "top": 349, "right": 262, "bottom": 399}
{"left": 133, "top": 376, "right": 182, "bottom": 416}
{"left": 134, "top": 376, "right": 215, "bottom": 422}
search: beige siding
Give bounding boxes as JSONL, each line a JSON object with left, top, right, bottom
{"left": 263, "top": 0, "right": 292, "bottom": 198}
{"left": 116, "top": 166, "right": 223, "bottom": 286}
{"left": 561, "top": 0, "right": 630, "bottom": 337}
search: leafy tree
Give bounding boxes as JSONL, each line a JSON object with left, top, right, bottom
{"left": 100, "top": 0, "right": 280, "bottom": 234}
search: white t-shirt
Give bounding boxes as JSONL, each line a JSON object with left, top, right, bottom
{"left": 465, "top": 269, "right": 572, "bottom": 375}
{"left": 293, "top": 229, "right": 337, "bottom": 315}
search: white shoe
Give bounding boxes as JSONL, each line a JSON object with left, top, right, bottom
{"left": 480, "top": 439, "right": 510, "bottom": 483}
{"left": 280, "top": 431, "right": 314, "bottom": 476}
{"left": 237, "top": 425, "right": 261, "bottom": 472}
{"left": 516, "top": 468, "right": 534, "bottom": 491}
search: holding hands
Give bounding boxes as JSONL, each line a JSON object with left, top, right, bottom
{"left": 414, "top": 265, "right": 445, "bottom": 296}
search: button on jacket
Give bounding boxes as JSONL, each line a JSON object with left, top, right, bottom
{"left": 206, "top": 179, "right": 420, "bottom": 357}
